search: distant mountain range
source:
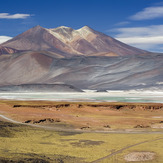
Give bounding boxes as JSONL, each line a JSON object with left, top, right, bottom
{"left": 0, "top": 25, "right": 162, "bottom": 92}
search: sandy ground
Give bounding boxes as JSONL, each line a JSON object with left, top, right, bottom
{"left": 0, "top": 100, "right": 163, "bottom": 131}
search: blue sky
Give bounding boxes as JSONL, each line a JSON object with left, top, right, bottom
{"left": 0, "top": 0, "right": 163, "bottom": 52}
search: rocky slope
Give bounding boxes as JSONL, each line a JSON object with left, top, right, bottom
{"left": 0, "top": 46, "right": 19, "bottom": 55}
{"left": 0, "top": 52, "right": 162, "bottom": 91}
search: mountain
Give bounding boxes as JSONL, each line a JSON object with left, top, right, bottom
{"left": 0, "top": 25, "right": 162, "bottom": 91}
{"left": 1, "top": 25, "right": 147, "bottom": 57}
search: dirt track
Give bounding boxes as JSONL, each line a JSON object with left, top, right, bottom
{"left": 1, "top": 113, "right": 163, "bottom": 134}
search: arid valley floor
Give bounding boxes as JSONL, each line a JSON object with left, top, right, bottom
{"left": 0, "top": 100, "right": 163, "bottom": 162}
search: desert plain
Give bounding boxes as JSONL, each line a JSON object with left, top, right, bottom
{"left": 0, "top": 100, "right": 163, "bottom": 163}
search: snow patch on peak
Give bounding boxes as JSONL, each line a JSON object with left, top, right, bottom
{"left": 50, "top": 26, "right": 74, "bottom": 32}
{"left": 76, "top": 26, "right": 95, "bottom": 38}
{"left": 48, "top": 26, "right": 76, "bottom": 41}
{"left": 47, "top": 25, "right": 97, "bottom": 44}
{"left": 79, "top": 26, "right": 93, "bottom": 31}
{"left": 58, "top": 26, "right": 73, "bottom": 29}
{"left": 48, "top": 26, "right": 81, "bottom": 43}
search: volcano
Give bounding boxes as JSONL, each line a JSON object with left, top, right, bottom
{"left": 0, "top": 25, "right": 162, "bottom": 91}
{"left": 2, "top": 25, "right": 147, "bottom": 57}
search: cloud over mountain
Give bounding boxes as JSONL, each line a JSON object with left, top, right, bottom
{"left": 112, "top": 25, "right": 163, "bottom": 52}
{"left": 0, "top": 36, "right": 12, "bottom": 44}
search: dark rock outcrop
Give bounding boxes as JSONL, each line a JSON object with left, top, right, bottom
{"left": 0, "top": 46, "right": 20, "bottom": 55}
{"left": 0, "top": 84, "right": 83, "bottom": 92}
{"left": 24, "top": 118, "right": 60, "bottom": 124}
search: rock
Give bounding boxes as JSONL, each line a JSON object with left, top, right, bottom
{"left": 104, "top": 125, "right": 111, "bottom": 128}
{"left": 24, "top": 120, "right": 32, "bottom": 123}
{"left": 31, "top": 118, "right": 57, "bottom": 124}
{"left": 134, "top": 124, "right": 150, "bottom": 128}
{"left": 55, "top": 118, "right": 61, "bottom": 122}
{"left": 80, "top": 126, "right": 90, "bottom": 130}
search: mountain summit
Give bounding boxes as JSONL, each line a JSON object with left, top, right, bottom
{"left": 2, "top": 25, "right": 147, "bottom": 57}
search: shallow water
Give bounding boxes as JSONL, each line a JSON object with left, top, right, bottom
{"left": 0, "top": 91, "right": 163, "bottom": 103}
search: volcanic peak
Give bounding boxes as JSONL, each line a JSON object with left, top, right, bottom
{"left": 1, "top": 25, "right": 147, "bottom": 56}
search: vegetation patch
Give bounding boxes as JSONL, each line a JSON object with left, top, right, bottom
{"left": 103, "top": 125, "right": 111, "bottom": 128}
{"left": 24, "top": 118, "right": 61, "bottom": 124}
{"left": 0, "top": 121, "right": 22, "bottom": 137}
{"left": 0, "top": 152, "right": 51, "bottom": 163}
{"left": 134, "top": 125, "right": 151, "bottom": 128}
{"left": 52, "top": 154, "right": 86, "bottom": 163}
{"left": 58, "top": 131, "right": 82, "bottom": 136}
{"left": 0, "top": 151, "right": 85, "bottom": 163}
{"left": 71, "top": 140, "right": 104, "bottom": 147}
{"left": 0, "top": 154, "right": 83, "bottom": 163}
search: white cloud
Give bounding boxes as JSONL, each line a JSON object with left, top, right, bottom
{"left": 117, "top": 36, "right": 163, "bottom": 44}
{"left": 111, "top": 25, "right": 163, "bottom": 52}
{"left": 116, "top": 36, "right": 163, "bottom": 52}
{"left": 115, "top": 25, "right": 163, "bottom": 37}
{"left": 0, "top": 36, "right": 12, "bottom": 44}
{"left": 130, "top": 6, "right": 163, "bottom": 20}
{"left": 0, "top": 13, "right": 31, "bottom": 19}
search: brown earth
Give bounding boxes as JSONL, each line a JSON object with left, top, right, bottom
{"left": 0, "top": 100, "right": 163, "bottom": 130}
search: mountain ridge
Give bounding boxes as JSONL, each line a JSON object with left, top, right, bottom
{"left": 1, "top": 25, "right": 147, "bottom": 57}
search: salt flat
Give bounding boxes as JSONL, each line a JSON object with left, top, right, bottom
{"left": 0, "top": 90, "right": 163, "bottom": 103}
